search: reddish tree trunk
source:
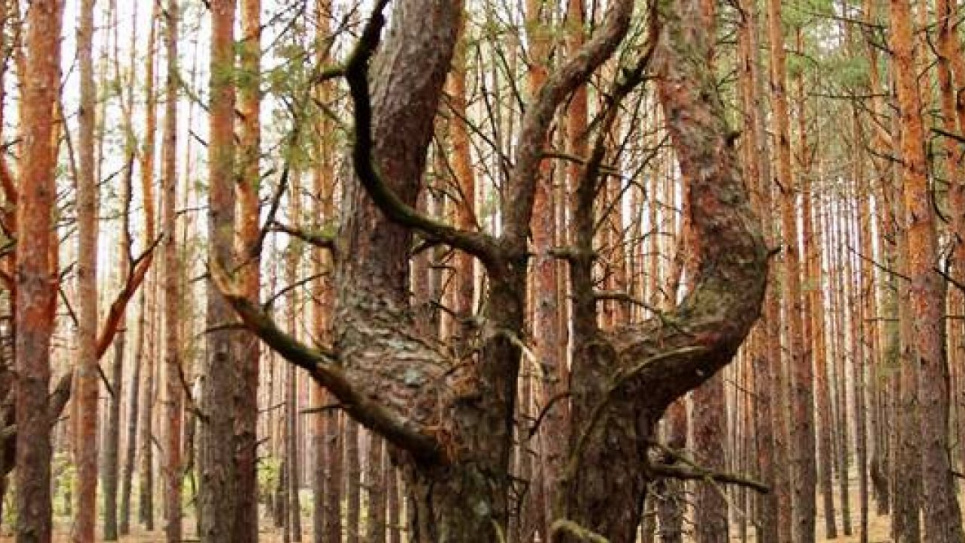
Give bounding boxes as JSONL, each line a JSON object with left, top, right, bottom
{"left": 891, "top": 1, "right": 965, "bottom": 539}
{"left": 72, "top": 0, "right": 99, "bottom": 539}
{"left": 161, "top": 1, "right": 182, "bottom": 540}
{"left": 15, "top": 0, "right": 62, "bottom": 541}
{"left": 234, "top": 0, "right": 262, "bottom": 540}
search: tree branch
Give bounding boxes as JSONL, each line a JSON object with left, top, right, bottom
{"left": 269, "top": 220, "right": 336, "bottom": 252}
{"left": 342, "top": 0, "right": 502, "bottom": 268}
{"left": 95, "top": 236, "right": 161, "bottom": 360}
{"left": 501, "top": 0, "right": 634, "bottom": 250}
{"left": 647, "top": 441, "right": 770, "bottom": 494}
{"left": 210, "top": 260, "right": 442, "bottom": 462}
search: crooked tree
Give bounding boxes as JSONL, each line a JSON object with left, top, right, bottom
{"left": 216, "top": 0, "right": 767, "bottom": 541}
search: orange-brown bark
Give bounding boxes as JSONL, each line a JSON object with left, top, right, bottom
{"left": 891, "top": 1, "right": 965, "bottom": 539}
{"left": 736, "top": 1, "right": 779, "bottom": 537}
{"left": 15, "top": 0, "right": 62, "bottom": 540}
{"left": 766, "top": 0, "right": 815, "bottom": 540}
{"left": 311, "top": 2, "right": 338, "bottom": 541}
{"left": 161, "top": 1, "right": 182, "bottom": 540}
{"left": 200, "top": 0, "right": 240, "bottom": 539}
{"left": 234, "top": 0, "right": 261, "bottom": 539}
{"left": 71, "top": 0, "right": 99, "bottom": 539}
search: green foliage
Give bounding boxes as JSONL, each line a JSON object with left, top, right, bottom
{"left": 258, "top": 455, "right": 282, "bottom": 502}
{"left": 2, "top": 479, "right": 14, "bottom": 529}
{"left": 52, "top": 451, "right": 75, "bottom": 516}
{"left": 823, "top": 55, "right": 871, "bottom": 91}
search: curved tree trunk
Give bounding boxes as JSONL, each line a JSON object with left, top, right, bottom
{"left": 555, "top": 0, "right": 767, "bottom": 540}
{"left": 218, "top": 3, "right": 763, "bottom": 543}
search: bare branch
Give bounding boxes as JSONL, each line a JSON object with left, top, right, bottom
{"left": 501, "top": 0, "right": 634, "bottom": 249}
{"left": 269, "top": 220, "right": 336, "bottom": 252}
{"left": 647, "top": 441, "right": 770, "bottom": 494}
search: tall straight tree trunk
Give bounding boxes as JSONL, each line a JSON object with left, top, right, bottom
{"left": 122, "top": 4, "right": 159, "bottom": 533}
{"left": 288, "top": 352, "right": 302, "bottom": 541}
{"left": 943, "top": 0, "right": 965, "bottom": 491}
{"left": 104, "top": 5, "right": 143, "bottom": 535}
{"left": 200, "top": 0, "right": 240, "bottom": 539}
{"left": 797, "top": 52, "right": 836, "bottom": 541}
{"left": 736, "top": 2, "right": 779, "bottom": 538}
{"left": 16, "top": 0, "right": 63, "bottom": 540}
{"left": 138, "top": 276, "right": 157, "bottom": 531}
{"left": 120, "top": 290, "right": 145, "bottom": 535}
{"left": 845, "top": 175, "right": 869, "bottom": 543}
{"left": 766, "top": 1, "right": 815, "bottom": 540}
{"left": 72, "top": 0, "right": 99, "bottom": 540}
{"left": 523, "top": 0, "right": 566, "bottom": 534}
{"left": 827, "top": 197, "right": 852, "bottom": 537}
{"left": 235, "top": 0, "right": 261, "bottom": 540}
{"left": 103, "top": 143, "right": 133, "bottom": 543}
{"left": 366, "top": 435, "right": 386, "bottom": 542}
{"left": 447, "top": 9, "right": 475, "bottom": 333}
{"left": 937, "top": 0, "right": 965, "bottom": 500}
{"left": 283, "top": 169, "right": 303, "bottom": 542}
{"left": 807, "top": 173, "right": 836, "bottom": 543}
{"left": 161, "top": 0, "right": 182, "bottom": 540}
{"left": 387, "top": 466, "right": 400, "bottom": 543}
{"left": 345, "top": 419, "right": 361, "bottom": 543}
{"left": 891, "top": 1, "right": 965, "bottom": 540}
{"left": 311, "top": 2, "right": 334, "bottom": 540}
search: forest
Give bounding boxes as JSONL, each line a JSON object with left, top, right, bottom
{"left": 0, "top": 0, "right": 963, "bottom": 541}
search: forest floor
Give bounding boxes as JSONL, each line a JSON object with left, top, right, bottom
{"left": 0, "top": 472, "right": 939, "bottom": 542}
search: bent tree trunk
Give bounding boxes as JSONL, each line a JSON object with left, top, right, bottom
{"left": 219, "top": 1, "right": 763, "bottom": 541}
{"left": 555, "top": 0, "right": 767, "bottom": 540}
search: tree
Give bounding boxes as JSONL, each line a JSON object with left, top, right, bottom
{"left": 890, "top": 1, "right": 965, "bottom": 540}
{"left": 71, "top": 0, "right": 99, "bottom": 540}
{"left": 15, "top": 0, "right": 63, "bottom": 540}
{"left": 161, "top": 0, "right": 182, "bottom": 540}
{"left": 235, "top": 0, "right": 262, "bottom": 539}
{"left": 218, "top": 1, "right": 769, "bottom": 542}
{"left": 199, "top": 0, "right": 241, "bottom": 539}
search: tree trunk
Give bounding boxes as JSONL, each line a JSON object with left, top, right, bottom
{"left": 214, "top": 3, "right": 764, "bottom": 543}
{"left": 235, "top": 0, "right": 261, "bottom": 540}
{"left": 122, "top": 4, "right": 159, "bottom": 534}
{"left": 366, "top": 434, "right": 386, "bottom": 542}
{"left": 200, "top": 0, "right": 240, "bottom": 540}
{"left": 766, "top": 1, "right": 815, "bottom": 541}
{"left": 656, "top": 400, "right": 686, "bottom": 543}
{"left": 120, "top": 292, "right": 145, "bottom": 535}
{"left": 311, "top": 2, "right": 334, "bottom": 541}
{"left": 138, "top": 279, "right": 156, "bottom": 531}
{"left": 345, "top": 419, "right": 361, "bottom": 543}
{"left": 161, "top": 0, "right": 182, "bottom": 540}
{"left": 891, "top": 1, "right": 965, "bottom": 540}
{"left": 16, "top": 0, "right": 63, "bottom": 540}
{"left": 555, "top": 0, "right": 766, "bottom": 540}
{"left": 72, "top": 0, "right": 99, "bottom": 539}
{"left": 387, "top": 466, "right": 401, "bottom": 543}
{"left": 691, "top": 10, "right": 729, "bottom": 535}
{"left": 736, "top": 2, "right": 779, "bottom": 538}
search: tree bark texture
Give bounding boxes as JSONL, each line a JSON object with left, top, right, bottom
{"left": 15, "top": 0, "right": 63, "bottom": 540}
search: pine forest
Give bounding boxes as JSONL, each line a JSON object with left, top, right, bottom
{"left": 0, "top": 0, "right": 964, "bottom": 542}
